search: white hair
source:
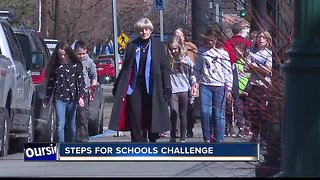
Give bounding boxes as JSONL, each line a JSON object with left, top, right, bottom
{"left": 134, "top": 18, "right": 154, "bottom": 31}
{"left": 240, "top": 27, "right": 250, "bottom": 38}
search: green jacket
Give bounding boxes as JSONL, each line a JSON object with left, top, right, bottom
{"left": 235, "top": 58, "right": 251, "bottom": 94}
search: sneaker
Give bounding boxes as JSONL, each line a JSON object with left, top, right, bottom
{"left": 225, "top": 128, "right": 230, "bottom": 137}
{"left": 159, "top": 132, "right": 167, "bottom": 138}
{"left": 175, "top": 130, "right": 180, "bottom": 138}
{"left": 230, "top": 126, "right": 238, "bottom": 137}
{"left": 180, "top": 136, "right": 186, "bottom": 142}
{"left": 210, "top": 135, "right": 215, "bottom": 142}
{"left": 169, "top": 138, "right": 176, "bottom": 143}
{"left": 180, "top": 140, "right": 186, "bottom": 143}
{"left": 187, "top": 131, "right": 194, "bottom": 138}
{"left": 238, "top": 127, "right": 245, "bottom": 138}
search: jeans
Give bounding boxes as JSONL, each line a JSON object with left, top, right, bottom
{"left": 199, "top": 85, "right": 226, "bottom": 142}
{"left": 55, "top": 100, "right": 77, "bottom": 142}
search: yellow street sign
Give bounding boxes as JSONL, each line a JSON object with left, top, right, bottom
{"left": 117, "top": 33, "right": 129, "bottom": 48}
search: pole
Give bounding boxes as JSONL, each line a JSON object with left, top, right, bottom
{"left": 112, "top": 0, "right": 125, "bottom": 137}
{"left": 278, "top": 0, "right": 320, "bottom": 177}
{"left": 38, "top": 0, "right": 41, "bottom": 32}
{"left": 112, "top": 0, "right": 119, "bottom": 78}
{"left": 40, "top": 0, "right": 48, "bottom": 38}
{"left": 54, "top": 0, "right": 61, "bottom": 39}
{"left": 250, "top": 0, "right": 270, "bottom": 32}
{"left": 160, "top": 9, "right": 164, "bottom": 42}
{"left": 191, "top": 0, "right": 210, "bottom": 46}
{"left": 215, "top": 3, "right": 219, "bottom": 24}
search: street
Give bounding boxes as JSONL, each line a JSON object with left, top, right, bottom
{"left": 101, "top": 84, "right": 114, "bottom": 129}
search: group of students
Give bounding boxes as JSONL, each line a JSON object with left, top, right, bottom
{"left": 224, "top": 23, "right": 273, "bottom": 143}
{"left": 109, "top": 17, "right": 273, "bottom": 143}
{"left": 43, "top": 40, "right": 97, "bottom": 143}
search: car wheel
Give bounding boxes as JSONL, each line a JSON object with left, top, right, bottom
{"left": 0, "top": 108, "right": 9, "bottom": 157}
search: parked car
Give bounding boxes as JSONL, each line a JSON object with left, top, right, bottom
{"left": 13, "top": 26, "right": 56, "bottom": 143}
{"left": 95, "top": 54, "right": 116, "bottom": 84}
{"left": 95, "top": 54, "right": 123, "bottom": 84}
{"left": 0, "top": 14, "right": 35, "bottom": 156}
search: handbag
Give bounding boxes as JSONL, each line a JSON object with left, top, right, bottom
{"left": 46, "top": 88, "right": 56, "bottom": 142}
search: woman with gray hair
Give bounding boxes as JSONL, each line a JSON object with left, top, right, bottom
{"left": 109, "top": 18, "right": 172, "bottom": 142}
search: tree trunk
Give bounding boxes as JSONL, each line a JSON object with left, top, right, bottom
{"left": 250, "top": 0, "right": 270, "bottom": 32}
{"left": 191, "top": 0, "right": 209, "bottom": 46}
{"left": 40, "top": 0, "right": 48, "bottom": 38}
{"left": 54, "top": 0, "right": 61, "bottom": 39}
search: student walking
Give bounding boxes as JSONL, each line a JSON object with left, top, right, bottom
{"left": 44, "top": 41, "right": 85, "bottom": 143}
{"left": 194, "top": 25, "right": 233, "bottom": 142}
{"left": 167, "top": 37, "right": 196, "bottom": 143}
{"left": 173, "top": 27, "right": 199, "bottom": 138}
{"left": 223, "top": 22, "right": 252, "bottom": 137}
{"left": 74, "top": 40, "right": 98, "bottom": 142}
{"left": 244, "top": 30, "right": 273, "bottom": 143}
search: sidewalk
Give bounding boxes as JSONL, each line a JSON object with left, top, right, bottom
{"left": 89, "top": 122, "right": 258, "bottom": 177}
{"left": 91, "top": 122, "right": 251, "bottom": 143}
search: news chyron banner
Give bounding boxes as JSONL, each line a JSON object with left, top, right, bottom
{"left": 24, "top": 142, "right": 259, "bottom": 161}
{"left": 24, "top": 143, "right": 57, "bottom": 161}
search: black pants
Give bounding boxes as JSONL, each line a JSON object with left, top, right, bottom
{"left": 127, "top": 79, "right": 159, "bottom": 142}
{"left": 187, "top": 97, "right": 199, "bottom": 134}
{"left": 76, "top": 96, "right": 90, "bottom": 142}
{"left": 246, "top": 85, "right": 269, "bottom": 141}
{"left": 169, "top": 92, "right": 188, "bottom": 140}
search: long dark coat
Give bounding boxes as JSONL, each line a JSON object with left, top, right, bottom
{"left": 108, "top": 36, "right": 172, "bottom": 133}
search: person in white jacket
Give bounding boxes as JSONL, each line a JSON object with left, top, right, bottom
{"left": 193, "top": 25, "right": 233, "bottom": 142}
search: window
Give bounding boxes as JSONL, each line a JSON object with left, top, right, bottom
{"left": 95, "top": 59, "right": 113, "bottom": 65}
{"left": 15, "top": 33, "right": 32, "bottom": 69}
{"left": 2, "top": 22, "right": 24, "bottom": 65}
{"left": 32, "top": 32, "right": 50, "bottom": 60}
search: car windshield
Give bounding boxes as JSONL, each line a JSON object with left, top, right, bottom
{"left": 95, "top": 59, "right": 113, "bottom": 65}
{"left": 97, "top": 55, "right": 114, "bottom": 60}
